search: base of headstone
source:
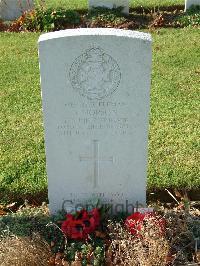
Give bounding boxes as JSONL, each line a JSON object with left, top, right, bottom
{"left": 134, "top": 208, "right": 154, "bottom": 213}
{"left": 89, "top": 0, "right": 129, "bottom": 14}
{"left": 0, "top": 0, "right": 34, "bottom": 21}
{"left": 61, "top": 196, "right": 149, "bottom": 215}
{"left": 185, "top": 0, "right": 200, "bottom": 11}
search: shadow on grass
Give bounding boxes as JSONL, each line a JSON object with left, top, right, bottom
{"left": 130, "top": 4, "right": 184, "bottom": 13}
{"left": 66, "top": 4, "right": 185, "bottom": 14}
{"left": 65, "top": 4, "right": 186, "bottom": 30}
{"left": 147, "top": 188, "right": 200, "bottom": 203}
{"left": 51, "top": 4, "right": 185, "bottom": 14}
{"left": 0, "top": 187, "right": 199, "bottom": 208}
{"left": 0, "top": 188, "right": 48, "bottom": 206}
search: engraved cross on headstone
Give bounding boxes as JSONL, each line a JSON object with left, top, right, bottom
{"left": 80, "top": 140, "right": 114, "bottom": 188}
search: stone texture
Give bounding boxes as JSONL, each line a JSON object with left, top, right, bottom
{"left": 38, "top": 28, "right": 152, "bottom": 214}
{"left": 185, "top": 0, "right": 200, "bottom": 11}
{"left": 0, "top": 0, "right": 34, "bottom": 21}
{"left": 89, "top": 0, "right": 129, "bottom": 14}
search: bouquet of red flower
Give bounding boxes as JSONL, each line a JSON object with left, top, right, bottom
{"left": 61, "top": 208, "right": 100, "bottom": 240}
{"left": 125, "top": 211, "right": 166, "bottom": 237}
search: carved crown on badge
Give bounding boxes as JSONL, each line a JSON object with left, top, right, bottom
{"left": 69, "top": 47, "right": 121, "bottom": 100}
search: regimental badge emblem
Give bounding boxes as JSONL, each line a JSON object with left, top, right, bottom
{"left": 69, "top": 47, "right": 121, "bottom": 100}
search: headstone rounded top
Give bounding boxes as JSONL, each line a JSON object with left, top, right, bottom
{"left": 38, "top": 28, "right": 152, "bottom": 43}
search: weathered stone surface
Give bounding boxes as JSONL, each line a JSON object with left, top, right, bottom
{"left": 38, "top": 28, "right": 152, "bottom": 214}
{"left": 0, "top": 0, "right": 34, "bottom": 21}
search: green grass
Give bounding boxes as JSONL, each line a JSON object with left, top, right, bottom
{"left": 0, "top": 27, "right": 199, "bottom": 203}
{"left": 43, "top": 0, "right": 184, "bottom": 10}
{"left": 0, "top": 33, "right": 47, "bottom": 201}
{"left": 149, "top": 28, "right": 200, "bottom": 189}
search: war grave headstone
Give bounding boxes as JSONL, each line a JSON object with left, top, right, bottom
{"left": 89, "top": 0, "right": 129, "bottom": 14}
{"left": 185, "top": 0, "right": 200, "bottom": 11}
{"left": 0, "top": 0, "right": 34, "bottom": 21}
{"left": 38, "top": 28, "right": 152, "bottom": 214}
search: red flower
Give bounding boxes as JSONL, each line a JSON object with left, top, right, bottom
{"left": 125, "top": 212, "right": 145, "bottom": 235}
{"left": 61, "top": 208, "right": 100, "bottom": 240}
{"left": 125, "top": 212, "right": 165, "bottom": 237}
{"left": 89, "top": 208, "right": 100, "bottom": 228}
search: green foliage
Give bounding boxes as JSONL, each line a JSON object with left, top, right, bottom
{"left": 87, "top": 7, "right": 127, "bottom": 26}
{"left": 177, "top": 5, "right": 200, "bottom": 27}
{"left": 188, "top": 219, "right": 200, "bottom": 240}
{"left": 22, "top": 7, "right": 80, "bottom": 32}
{"left": 62, "top": 241, "right": 105, "bottom": 264}
{"left": 187, "top": 4, "right": 200, "bottom": 13}
{"left": 0, "top": 206, "right": 67, "bottom": 250}
{"left": 0, "top": 206, "right": 50, "bottom": 238}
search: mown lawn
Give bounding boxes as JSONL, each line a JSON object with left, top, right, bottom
{"left": 0, "top": 33, "right": 46, "bottom": 202}
{"left": 0, "top": 26, "right": 199, "bottom": 203}
{"left": 44, "top": 0, "right": 184, "bottom": 10}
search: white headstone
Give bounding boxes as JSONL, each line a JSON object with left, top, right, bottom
{"left": 38, "top": 28, "right": 152, "bottom": 214}
{"left": 89, "top": 0, "right": 129, "bottom": 14}
{"left": 0, "top": 0, "right": 34, "bottom": 21}
{"left": 185, "top": 0, "right": 200, "bottom": 11}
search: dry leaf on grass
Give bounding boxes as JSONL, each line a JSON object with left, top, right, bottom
{"left": 0, "top": 209, "right": 7, "bottom": 216}
{"left": 195, "top": 250, "right": 200, "bottom": 263}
